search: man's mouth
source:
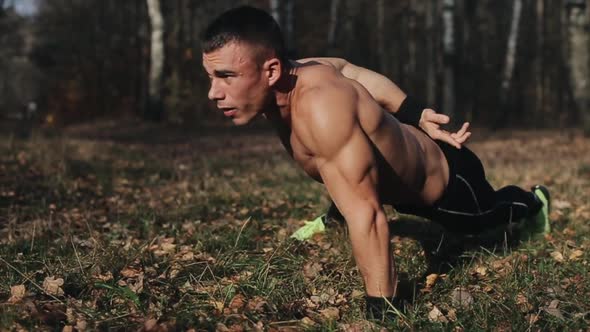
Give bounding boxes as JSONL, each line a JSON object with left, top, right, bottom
{"left": 220, "top": 108, "right": 237, "bottom": 117}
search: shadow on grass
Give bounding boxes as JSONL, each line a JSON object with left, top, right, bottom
{"left": 389, "top": 215, "right": 522, "bottom": 303}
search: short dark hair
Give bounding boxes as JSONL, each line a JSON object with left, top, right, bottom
{"left": 201, "top": 6, "right": 286, "bottom": 64}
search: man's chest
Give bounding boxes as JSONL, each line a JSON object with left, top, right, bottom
{"left": 278, "top": 130, "right": 323, "bottom": 183}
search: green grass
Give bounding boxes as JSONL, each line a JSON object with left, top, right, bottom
{"left": 0, "top": 129, "right": 589, "bottom": 330}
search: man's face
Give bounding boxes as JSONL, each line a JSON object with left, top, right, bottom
{"left": 202, "top": 42, "right": 271, "bottom": 125}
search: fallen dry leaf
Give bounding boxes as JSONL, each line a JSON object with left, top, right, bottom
{"left": 120, "top": 267, "right": 142, "bottom": 278}
{"left": 425, "top": 273, "right": 439, "bottom": 288}
{"left": 8, "top": 284, "right": 26, "bottom": 303}
{"left": 93, "top": 271, "right": 113, "bottom": 282}
{"left": 300, "top": 317, "right": 315, "bottom": 327}
{"left": 516, "top": 293, "right": 533, "bottom": 313}
{"left": 144, "top": 318, "right": 158, "bottom": 331}
{"left": 550, "top": 251, "right": 564, "bottom": 263}
{"left": 543, "top": 299, "right": 564, "bottom": 319}
{"left": 43, "top": 276, "right": 64, "bottom": 296}
{"left": 229, "top": 294, "right": 246, "bottom": 311}
{"left": 451, "top": 287, "right": 473, "bottom": 308}
{"left": 553, "top": 200, "right": 571, "bottom": 210}
{"left": 569, "top": 249, "right": 583, "bottom": 261}
{"left": 526, "top": 313, "right": 539, "bottom": 324}
{"left": 319, "top": 307, "right": 340, "bottom": 320}
{"left": 428, "top": 305, "right": 448, "bottom": 323}
{"left": 75, "top": 319, "right": 87, "bottom": 331}
{"left": 351, "top": 289, "right": 364, "bottom": 299}
{"left": 474, "top": 266, "right": 487, "bottom": 277}
{"left": 303, "top": 262, "right": 323, "bottom": 279}
{"left": 246, "top": 296, "right": 267, "bottom": 312}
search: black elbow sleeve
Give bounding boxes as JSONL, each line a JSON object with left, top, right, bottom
{"left": 395, "top": 96, "right": 424, "bottom": 127}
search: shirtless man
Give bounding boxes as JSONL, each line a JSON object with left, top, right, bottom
{"left": 201, "top": 6, "right": 550, "bottom": 320}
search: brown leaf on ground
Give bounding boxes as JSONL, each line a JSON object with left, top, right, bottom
{"left": 428, "top": 305, "right": 448, "bottom": 323}
{"left": 229, "top": 294, "right": 246, "bottom": 311}
{"left": 300, "top": 317, "right": 315, "bottom": 327}
{"left": 516, "top": 293, "right": 533, "bottom": 313}
{"left": 319, "top": 307, "right": 340, "bottom": 320}
{"left": 340, "top": 320, "right": 388, "bottom": 332}
{"left": 451, "top": 287, "right": 473, "bottom": 309}
{"left": 543, "top": 299, "right": 564, "bottom": 319}
{"left": 474, "top": 266, "right": 487, "bottom": 277}
{"left": 550, "top": 251, "right": 564, "bottom": 263}
{"left": 42, "top": 276, "right": 64, "bottom": 296}
{"left": 526, "top": 313, "right": 539, "bottom": 324}
{"left": 246, "top": 296, "right": 268, "bottom": 312}
{"left": 569, "top": 249, "right": 583, "bottom": 261}
{"left": 8, "top": 284, "right": 26, "bottom": 303}
{"left": 120, "top": 266, "right": 142, "bottom": 278}
{"left": 144, "top": 318, "right": 158, "bottom": 331}
{"left": 303, "top": 261, "right": 323, "bottom": 280}
{"left": 425, "top": 273, "right": 439, "bottom": 289}
{"left": 93, "top": 271, "right": 113, "bottom": 282}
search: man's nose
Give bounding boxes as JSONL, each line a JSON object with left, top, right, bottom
{"left": 208, "top": 81, "right": 224, "bottom": 101}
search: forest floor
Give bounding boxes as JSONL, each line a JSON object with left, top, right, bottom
{"left": 1, "top": 121, "right": 589, "bottom": 331}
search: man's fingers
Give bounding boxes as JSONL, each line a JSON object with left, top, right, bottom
{"left": 441, "top": 135, "right": 461, "bottom": 149}
{"left": 455, "top": 122, "right": 470, "bottom": 136}
{"left": 423, "top": 110, "right": 450, "bottom": 124}
{"left": 455, "top": 132, "right": 471, "bottom": 143}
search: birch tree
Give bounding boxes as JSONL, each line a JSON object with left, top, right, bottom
{"left": 497, "top": 0, "right": 522, "bottom": 126}
{"left": 327, "top": 0, "right": 341, "bottom": 51}
{"left": 566, "top": 0, "right": 590, "bottom": 134}
{"left": 442, "top": 0, "right": 455, "bottom": 117}
{"left": 146, "top": 0, "right": 165, "bottom": 121}
{"left": 270, "top": 0, "right": 280, "bottom": 26}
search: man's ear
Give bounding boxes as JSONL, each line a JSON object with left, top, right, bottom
{"left": 264, "top": 58, "right": 282, "bottom": 87}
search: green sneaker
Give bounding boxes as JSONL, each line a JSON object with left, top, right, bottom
{"left": 519, "top": 185, "right": 551, "bottom": 241}
{"left": 291, "top": 214, "right": 326, "bottom": 241}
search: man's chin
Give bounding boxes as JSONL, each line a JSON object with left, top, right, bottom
{"left": 231, "top": 116, "right": 250, "bottom": 126}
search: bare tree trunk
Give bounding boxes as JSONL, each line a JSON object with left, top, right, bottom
{"left": 442, "top": 0, "right": 455, "bottom": 117}
{"left": 535, "top": 0, "right": 545, "bottom": 121}
{"left": 270, "top": 0, "right": 280, "bottom": 26}
{"left": 146, "top": 0, "right": 165, "bottom": 121}
{"left": 497, "top": 0, "right": 522, "bottom": 126}
{"left": 285, "top": 0, "right": 295, "bottom": 56}
{"left": 376, "top": 0, "right": 385, "bottom": 72}
{"left": 566, "top": 0, "right": 590, "bottom": 134}
{"left": 425, "top": 0, "right": 436, "bottom": 106}
{"left": 327, "top": 0, "right": 341, "bottom": 51}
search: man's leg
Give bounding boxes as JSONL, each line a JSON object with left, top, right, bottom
{"left": 422, "top": 143, "right": 549, "bottom": 236}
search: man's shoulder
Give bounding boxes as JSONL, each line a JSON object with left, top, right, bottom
{"left": 295, "top": 67, "right": 357, "bottom": 112}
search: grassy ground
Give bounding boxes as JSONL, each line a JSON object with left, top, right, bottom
{"left": 1, "top": 123, "right": 589, "bottom": 331}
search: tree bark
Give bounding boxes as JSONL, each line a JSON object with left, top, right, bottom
{"left": 327, "top": 0, "right": 341, "bottom": 52}
{"left": 146, "top": 0, "right": 165, "bottom": 121}
{"left": 376, "top": 0, "right": 385, "bottom": 72}
{"left": 270, "top": 0, "right": 280, "bottom": 26}
{"left": 566, "top": 0, "right": 590, "bottom": 134}
{"left": 442, "top": 0, "right": 455, "bottom": 117}
{"left": 285, "top": 0, "right": 295, "bottom": 56}
{"left": 497, "top": 0, "right": 522, "bottom": 127}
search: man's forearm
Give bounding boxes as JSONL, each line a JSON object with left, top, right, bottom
{"left": 347, "top": 208, "right": 397, "bottom": 297}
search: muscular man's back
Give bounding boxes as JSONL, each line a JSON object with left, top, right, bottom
{"left": 287, "top": 62, "right": 449, "bottom": 206}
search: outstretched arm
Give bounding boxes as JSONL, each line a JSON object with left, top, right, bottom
{"left": 298, "top": 57, "right": 471, "bottom": 148}
{"left": 295, "top": 83, "right": 396, "bottom": 298}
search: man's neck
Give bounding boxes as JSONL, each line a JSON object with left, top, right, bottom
{"left": 264, "top": 59, "right": 299, "bottom": 129}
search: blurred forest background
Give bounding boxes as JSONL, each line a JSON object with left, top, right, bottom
{"left": 1, "top": 0, "right": 590, "bottom": 133}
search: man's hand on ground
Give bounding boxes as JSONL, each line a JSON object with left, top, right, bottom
{"left": 419, "top": 109, "right": 471, "bottom": 149}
